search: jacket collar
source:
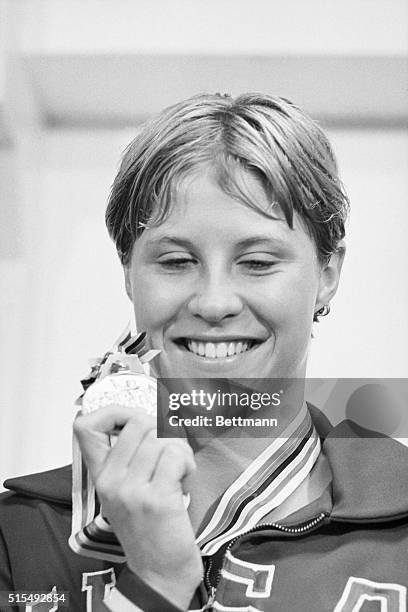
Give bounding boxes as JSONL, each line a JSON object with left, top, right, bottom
{"left": 280, "top": 417, "right": 408, "bottom": 525}
{"left": 3, "top": 465, "right": 72, "bottom": 507}
{"left": 324, "top": 419, "right": 408, "bottom": 522}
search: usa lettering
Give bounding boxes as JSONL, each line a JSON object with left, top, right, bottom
{"left": 26, "top": 566, "right": 407, "bottom": 611}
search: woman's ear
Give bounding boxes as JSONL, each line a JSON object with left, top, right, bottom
{"left": 123, "top": 266, "right": 133, "bottom": 301}
{"left": 315, "top": 241, "right": 346, "bottom": 313}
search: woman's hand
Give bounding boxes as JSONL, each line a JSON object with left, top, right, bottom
{"left": 73, "top": 406, "right": 203, "bottom": 610}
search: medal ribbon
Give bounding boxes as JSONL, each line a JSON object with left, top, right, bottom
{"left": 197, "top": 403, "right": 320, "bottom": 555}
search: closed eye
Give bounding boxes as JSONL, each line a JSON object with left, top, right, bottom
{"left": 158, "top": 257, "right": 197, "bottom": 270}
{"left": 238, "top": 259, "right": 277, "bottom": 272}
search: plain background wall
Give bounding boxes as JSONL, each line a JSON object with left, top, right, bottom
{"left": 1, "top": 0, "right": 407, "bottom": 486}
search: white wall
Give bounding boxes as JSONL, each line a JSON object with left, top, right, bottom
{"left": 308, "top": 128, "right": 408, "bottom": 378}
{"left": 0, "top": 130, "right": 132, "bottom": 485}
{"left": 19, "top": 0, "right": 408, "bottom": 56}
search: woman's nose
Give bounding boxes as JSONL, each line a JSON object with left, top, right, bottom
{"left": 187, "top": 276, "right": 244, "bottom": 323}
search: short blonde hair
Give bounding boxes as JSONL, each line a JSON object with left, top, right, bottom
{"left": 106, "top": 93, "right": 349, "bottom": 265}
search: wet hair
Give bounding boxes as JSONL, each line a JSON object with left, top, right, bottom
{"left": 106, "top": 93, "right": 349, "bottom": 265}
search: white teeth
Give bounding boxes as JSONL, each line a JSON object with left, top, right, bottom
{"left": 186, "top": 340, "right": 253, "bottom": 359}
{"left": 215, "top": 343, "right": 228, "bottom": 358}
{"left": 205, "top": 342, "right": 216, "bottom": 358}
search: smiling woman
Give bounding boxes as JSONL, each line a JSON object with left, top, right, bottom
{"left": 1, "top": 93, "right": 407, "bottom": 612}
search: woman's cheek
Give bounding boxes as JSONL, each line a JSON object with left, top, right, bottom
{"left": 132, "top": 276, "right": 185, "bottom": 336}
{"left": 246, "top": 280, "right": 295, "bottom": 327}
{"left": 251, "top": 277, "right": 314, "bottom": 342}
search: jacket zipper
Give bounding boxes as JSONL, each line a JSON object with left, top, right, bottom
{"left": 203, "top": 512, "right": 327, "bottom": 600}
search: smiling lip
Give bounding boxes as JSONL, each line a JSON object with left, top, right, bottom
{"left": 175, "top": 337, "right": 264, "bottom": 360}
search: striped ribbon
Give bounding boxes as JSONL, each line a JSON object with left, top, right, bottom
{"left": 197, "top": 403, "right": 320, "bottom": 555}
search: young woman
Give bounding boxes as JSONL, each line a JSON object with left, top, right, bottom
{"left": 1, "top": 93, "right": 407, "bottom": 612}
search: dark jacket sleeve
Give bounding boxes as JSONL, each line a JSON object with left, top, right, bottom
{"left": 114, "top": 567, "right": 185, "bottom": 611}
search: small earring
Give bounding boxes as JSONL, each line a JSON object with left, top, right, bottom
{"left": 313, "top": 304, "right": 330, "bottom": 322}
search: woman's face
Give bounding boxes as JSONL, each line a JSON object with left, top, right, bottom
{"left": 125, "top": 170, "right": 342, "bottom": 379}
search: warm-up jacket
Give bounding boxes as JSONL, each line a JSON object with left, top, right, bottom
{"left": 0, "top": 417, "right": 407, "bottom": 611}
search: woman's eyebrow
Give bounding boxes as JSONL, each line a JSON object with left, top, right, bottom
{"left": 145, "top": 235, "right": 291, "bottom": 250}
{"left": 145, "top": 236, "right": 195, "bottom": 249}
{"left": 235, "top": 236, "right": 290, "bottom": 250}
